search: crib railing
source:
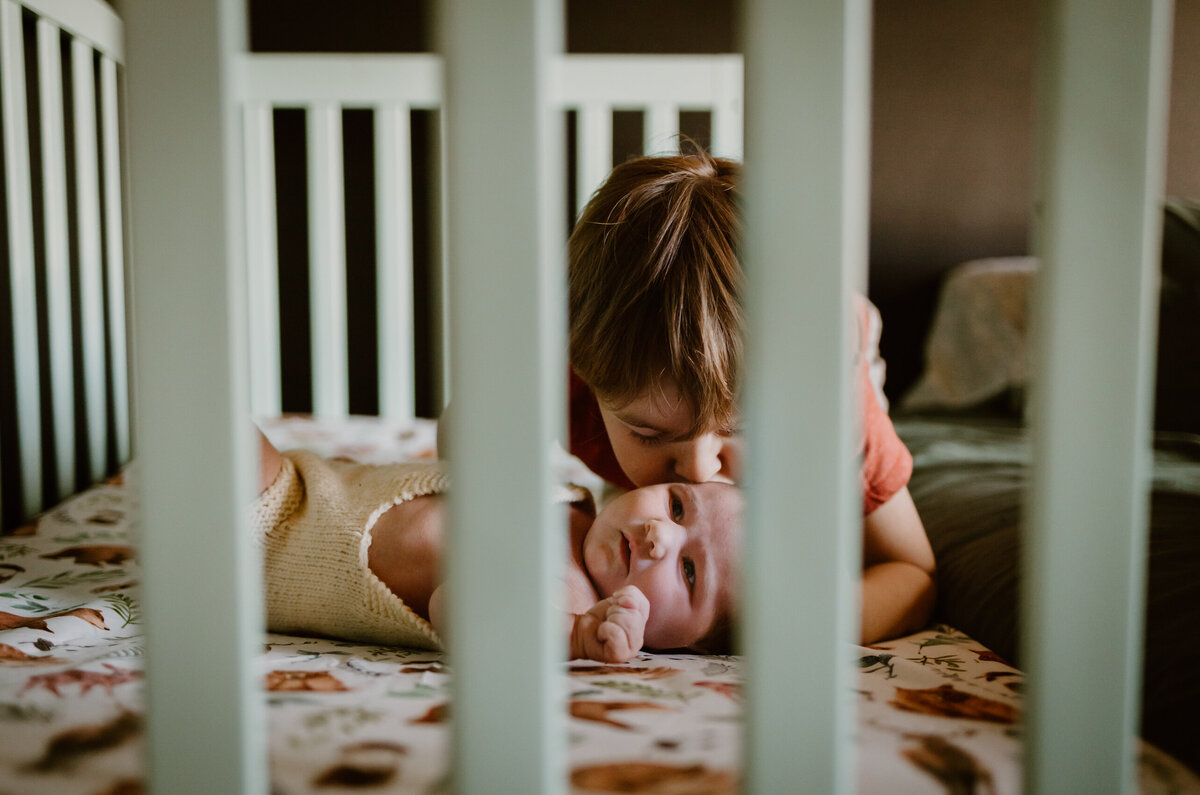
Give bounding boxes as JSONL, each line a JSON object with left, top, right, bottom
{"left": 0, "top": 0, "right": 127, "bottom": 529}
{"left": 5, "top": 0, "right": 1176, "bottom": 791}
{"left": 239, "top": 51, "right": 743, "bottom": 424}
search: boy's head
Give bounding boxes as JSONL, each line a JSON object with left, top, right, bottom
{"left": 569, "top": 153, "right": 744, "bottom": 487}
{"left": 582, "top": 481, "right": 743, "bottom": 653}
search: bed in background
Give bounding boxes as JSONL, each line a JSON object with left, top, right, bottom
{"left": 890, "top": 199, "right": 1200, "bottom": 773}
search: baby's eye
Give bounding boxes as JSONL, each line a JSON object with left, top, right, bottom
{"left": 682, "top": 557, "right": 696, "bottom": 591}
{"left": 670, "top": 495, "right": 684, "bottom": 522}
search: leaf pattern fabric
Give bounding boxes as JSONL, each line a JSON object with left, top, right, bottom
{"left": 0, "top": 416, "right": 1195, "bottom": 793}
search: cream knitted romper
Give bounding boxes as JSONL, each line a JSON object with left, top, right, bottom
{"left": 252, "top": 450, "right": 594, "bottom": 649}
{"left": 252, "top": 450, "right": 448, "bottom": 649}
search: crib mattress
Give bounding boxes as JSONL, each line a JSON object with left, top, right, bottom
{"left": 1, "top": 416, "right": 1196, "bottom": 794}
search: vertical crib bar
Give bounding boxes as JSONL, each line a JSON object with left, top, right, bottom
{"left": 100, "top": 55, "right": 129, "bottom": 464}
{"left": 0, "top": 0, "right": 42, "bottom": 518}
{"left": 375, "top": 102, "right": 416, "bottom": 422}
{"left": 123, "top": 0, "right": 266, "bottom": 790}
{"left": 741, "top": 1, "right": 870, "bottom": 793}
{"left": 243, "top": 102, "right": 281, "bottom": 417}
{"left": 1023, "top": 1, "right": 1173, "bottom": 792}
{"left": 37, "top": 18, "right": 75, "bottom": 500}
{"left": 71, "top": 38, "right": 108, "bottom": 482}
{"left": 306, "top": 101, "right": 348, "bottom": 417}
{"left": 709, "top": 58, "right": 744, "bottom": 159}
{"left": 643, "top": 101, "right": 677, "bottom": 155}
{"left": 575, "top": 103, "right": 611, "bottom": 214}
{"left": 442, "top": 0, "right": 564, "bottom": 791}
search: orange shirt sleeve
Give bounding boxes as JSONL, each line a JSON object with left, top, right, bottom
{"left": 858, "top": 349, "right": 912, "bottom": 515}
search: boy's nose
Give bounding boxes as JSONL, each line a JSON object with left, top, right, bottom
{"left": 672, "top": 434, "right": 726, "bottom": 483}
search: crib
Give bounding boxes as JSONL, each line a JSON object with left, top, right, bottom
{"left": 1, "top": 0, "right": 1197, "bottom": 792}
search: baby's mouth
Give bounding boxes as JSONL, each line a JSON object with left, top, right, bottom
{"left": 619, "top": 533, "right": 631, "bottom": 574}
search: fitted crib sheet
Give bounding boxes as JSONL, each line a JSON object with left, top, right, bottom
{"left": 0, "top": 415, "right": 1196, "bottom": 794}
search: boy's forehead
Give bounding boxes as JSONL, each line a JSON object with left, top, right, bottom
{"left": 606, "top": 382, "right": 741, "bottom": 433}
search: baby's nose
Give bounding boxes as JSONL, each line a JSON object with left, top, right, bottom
{"left": 645, "top": 520, "right": 683, "bottom": 559}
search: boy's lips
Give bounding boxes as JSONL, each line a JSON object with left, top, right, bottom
{"left": 619, "top": 533, "right": 631, "bottom": 574}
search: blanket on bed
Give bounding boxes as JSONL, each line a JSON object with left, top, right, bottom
{"left": 1, "top": 416, "right": 1196, "bottom": 794}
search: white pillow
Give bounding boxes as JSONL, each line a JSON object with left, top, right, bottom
{"left": 899, "top": 257, "right": 1038, "bottom": 413}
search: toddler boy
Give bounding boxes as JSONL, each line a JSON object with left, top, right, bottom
{"left": 566, "top": 153, "right": 935, "bottom": 644}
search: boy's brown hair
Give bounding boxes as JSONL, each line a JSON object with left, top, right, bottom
{"left": 568, "top": 152, "right": 744, "bottom": 437}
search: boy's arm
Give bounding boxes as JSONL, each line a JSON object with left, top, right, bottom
{"left": 860, "top": 486, "right": 937, "bottom": 645}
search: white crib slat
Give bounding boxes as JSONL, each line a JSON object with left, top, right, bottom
{"left": 1, "top": 0, "right": 43, "bottom": 517}
{"left": 575, "top": 103, "right": 611, "bottom": 217}
{"left": 38, "top": 18, "right": 76, "bottom": 500}
{"left": 741, "top": 1, "right": 870, "bottom": 792}
{"left": 434, "top": 103, "right": 451, "bottom": 411}
{"left": 375, "top": 103, "right": 415, "bottom": 422}
{"left": 443, "top": 0, "right": 564, "bottom": 790}
{"left": 72, "top": 37, "right": 107, "bottom": 481}
{"left": 1023, "top": 1, "right": 1173, "bottom": 792}
{"left": 643, "top": 101, "right": 677, "bottom": 155}
{"left": 243, "top": 101, "right": 281, "bottom": 417}
{"left": 306, "top": 102, "right": 348, "bottom": 417}
{"left": 20, "top": 0, "right": 122, "bottom": 62}
{"left": 709, "top": 58, "right": 744, "bottom": 159}
{"left": 123, "top": 0, "right": 266, "bottom": 790}
{"left": 100, "top": 55, "right": 129, "bottom": 464}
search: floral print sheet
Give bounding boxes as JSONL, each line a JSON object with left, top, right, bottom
{"left": 0, "top": 415, "right": 1196, "bottom": 794}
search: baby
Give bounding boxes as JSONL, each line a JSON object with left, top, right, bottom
{"left": 255, "top": 433, "right": 742, "bottom": 662}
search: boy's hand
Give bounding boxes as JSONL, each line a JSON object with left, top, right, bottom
{"left": 569, "top": 586, "right": 649, "bottom": 663}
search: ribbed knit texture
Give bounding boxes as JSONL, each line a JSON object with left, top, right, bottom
{"left": 252, "top": 451, "right": 595, "bottom": 649}
{"left": 252, "top": 451, "right": 449, "bottom": 649}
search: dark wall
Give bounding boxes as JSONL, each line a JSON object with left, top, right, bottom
{"left": 248, "top": 0, "right": 1200, "bottom": 400}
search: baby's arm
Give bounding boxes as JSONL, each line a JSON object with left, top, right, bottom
{"left": 860, "top": 486, "right": 937, "bottom": 644}
{"left": 568, "top": 586, "right": 650, "bottom": 663}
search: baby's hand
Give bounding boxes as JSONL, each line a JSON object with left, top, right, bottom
{"left": 569, "top": 586, "right": 650, "bottom": 663}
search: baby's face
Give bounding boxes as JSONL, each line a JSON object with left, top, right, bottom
{"left": 583, "top": 481, "right": 743, "bottom": 651}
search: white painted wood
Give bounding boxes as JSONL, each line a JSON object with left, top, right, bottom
{"left": 442, "top": 0, "right": 564, "bottom": 790}
{"left": 552, "top": 55, "right": 744, "bottom": 109}
{"left": 240, "top": 53, "right": 442, "bottom": 106}
{"left": 72, "top": 37, "right": 108, "bottom": 481}
{"left": 574, "top": 103, "right": 611, "bottom": 216}
{"left": 434, "top": 104, "right": 451, "bottom": 411}
{"left": 741, "top": 1, "right": 870, "bottom": 793}
{"left": 100, "top": 55, "right": 129, "bottom": 464}
{"left": 375, "top": 103, "right": 416, "bottom": 422}
{"left": 38, "top": 17, "right": 75, "bottom": 500}
{"left": 19, "top": 0, "right": 120, "bottom": 61}
{"left": 306, "top": 102, "right": 348, "bottom": 416}
{"left": 709, "top": 58, "right": 744, "bottom": 159}
{"left": 1, "top": 0, "right": 43, "bottom": 517}
{"left": 243, "top": 102, "right": 281, "bottom": 417}
{"left": 122, "top": 0, "right": 266, "bottom": 789}
{"left": 1023, "top": 1, "right": 1174, "bottom": 792}
{"left": 643, "top": 101, "right": 678, "bottom": 155}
